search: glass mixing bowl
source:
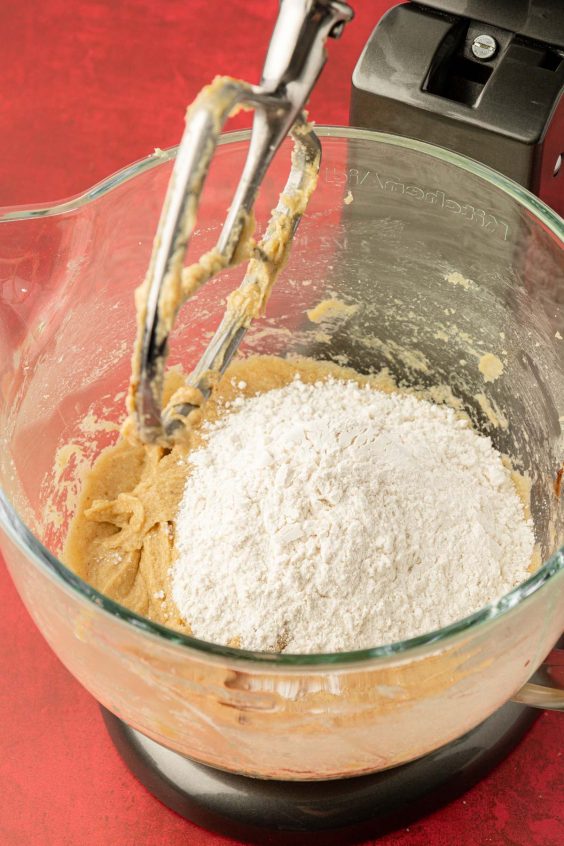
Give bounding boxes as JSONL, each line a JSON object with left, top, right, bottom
{"left": 0, "top": 128, "right": 563, "bottom": 780}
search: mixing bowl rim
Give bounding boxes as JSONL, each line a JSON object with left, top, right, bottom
{"left": 1, "top": 126, "right": 563, "bottom": 667}
{"left": 1, "top": 126, "right": 563, "bottom": 239}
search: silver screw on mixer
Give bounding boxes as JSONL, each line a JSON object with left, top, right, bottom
{"left": 471, "top": 34, "right": 497, "bottom": 61}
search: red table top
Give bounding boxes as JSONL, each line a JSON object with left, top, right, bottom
{"left": 0, "top": 2, "right": 563, "bottom": 844}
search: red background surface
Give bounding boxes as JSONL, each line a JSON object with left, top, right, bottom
{"left": 0, "top": 1, "right": 562, "bottom": 844}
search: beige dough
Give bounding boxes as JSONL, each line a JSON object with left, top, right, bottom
{"left": 306, "top": 298, "right": 359, "bottom": 324}
{"left": 478, "top": 352, "right": 504, "bottom": 382}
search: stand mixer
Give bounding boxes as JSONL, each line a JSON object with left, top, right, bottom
{"left": 0, "top": 1, "right": 562, "bottom": 844}
{"left": 104, "top": 1, "right": 564, "bottom": 840}
{"left": 351, "top": 0, "right": 564, "bottom": 217}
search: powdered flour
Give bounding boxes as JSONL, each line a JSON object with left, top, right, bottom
{"left": 172, "top": 378, "right": 534, "bottom": 652}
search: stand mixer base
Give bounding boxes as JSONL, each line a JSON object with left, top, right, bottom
{"left": 102, "top": 702, "right": 536, "bottom": 844}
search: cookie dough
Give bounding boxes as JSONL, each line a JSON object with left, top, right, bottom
{"left": 478, "top": 352, "right": 504, "bottom": 383}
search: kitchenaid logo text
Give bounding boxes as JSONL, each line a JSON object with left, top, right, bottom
{"left": 324, "top": 167, "right": 510, "bottom": 241}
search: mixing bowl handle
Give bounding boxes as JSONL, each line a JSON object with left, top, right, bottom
{"left": 511, "top": 646, "right": 564, "bottom": 711}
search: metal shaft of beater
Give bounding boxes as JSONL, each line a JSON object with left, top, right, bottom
{"left": 133, "top": 0, "right": 354, "bottom": 444}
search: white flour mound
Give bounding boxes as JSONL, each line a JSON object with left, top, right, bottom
{"left": 172, "top": 378, "right": 534, "bottom": 653}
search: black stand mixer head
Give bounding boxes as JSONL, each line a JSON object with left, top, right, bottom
{"left": 351, "top": 0, "right": 564, "bottom": 216}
